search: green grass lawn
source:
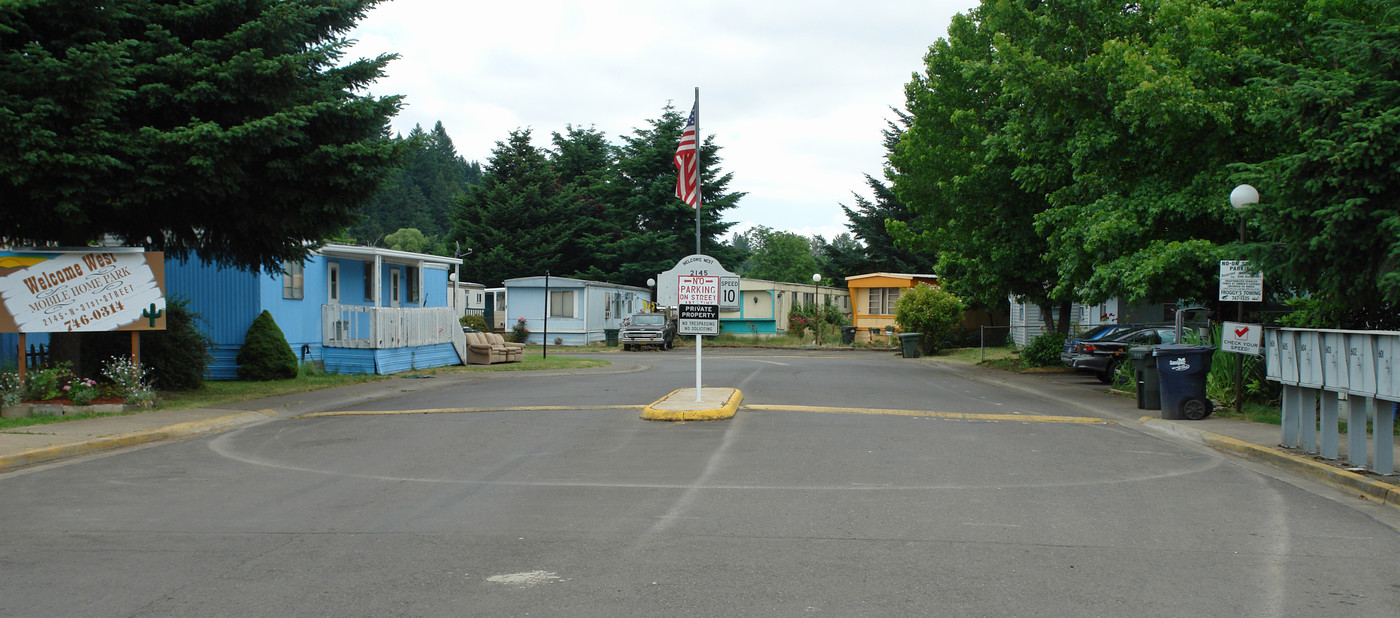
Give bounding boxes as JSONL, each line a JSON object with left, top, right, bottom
{"left": 0, "top": 352, "right": 609, "bottom": 431}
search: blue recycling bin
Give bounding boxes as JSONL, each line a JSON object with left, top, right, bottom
{"left": 1152, "top": 344, "right": 1216, "bottom": 420}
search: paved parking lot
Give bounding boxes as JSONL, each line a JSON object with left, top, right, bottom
{"left": 2, "top": 351, "right": 1398, "bottom": 616}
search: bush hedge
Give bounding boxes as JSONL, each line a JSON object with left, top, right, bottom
{"left": 236, "top": 310, "right": 298, "bottom": 381}
{"left": 1021, "top": 332, "right": 1066, "bottom": 367}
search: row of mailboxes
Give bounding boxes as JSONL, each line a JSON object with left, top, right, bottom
{"left": 1265, "top": 328, "right": 1400, "bottom": 400}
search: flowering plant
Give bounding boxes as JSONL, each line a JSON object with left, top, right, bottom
{"left": 102, "top": 356, "right": 157, "bottom": 409}
{"left": 0, "top": 371, "right": 20, "bottom": 408}
{"left": 65, "top": 377, "right": 100, "bottom": 406}
{"left": 509, "top": 317, "right": 530, "bottom": 344}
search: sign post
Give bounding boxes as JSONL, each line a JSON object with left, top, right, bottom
{"left": 1220, "top": 259, "right": 1264, "bottom": 416}
{"left": 677, "top": 275, "right": 719, "bottom": 401}
{"left": 659, "top": 255, "right": 738, "bottom": 403}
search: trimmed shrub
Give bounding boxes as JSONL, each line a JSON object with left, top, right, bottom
{"left": 1021, "top": 332, "right": 1066, "bottom": 367}
{"left": 236, "top": 310, "right": 298, "bottom": 381}
{"left": 460, "top": 313, "right": 490, "bottom": 332}
{"left": 894, "top": 283, "right": 966, "bottom": 355}
{"left": 142, "top": 296, "right": 213, "bottom": 390}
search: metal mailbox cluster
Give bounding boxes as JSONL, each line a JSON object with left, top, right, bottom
{"left": 1265, "top": 328, "right": 1398, "bottom": 474}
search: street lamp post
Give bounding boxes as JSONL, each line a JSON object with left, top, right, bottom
{"left": 647, "top": 277, "right": 656, "bottom": 311}
{"left": 1230, "top": 184, "right": 1259, "bottom": 417}
{"left": 812, "top": 273, "right": 822, "bottom": 345}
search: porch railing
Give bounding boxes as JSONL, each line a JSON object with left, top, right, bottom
{"left": 322, "top": 305, "right": 460, "bottom": 349}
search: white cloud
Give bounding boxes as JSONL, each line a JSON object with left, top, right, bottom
{"left": 347, "top": 0, "right": 976, "bottom": 239}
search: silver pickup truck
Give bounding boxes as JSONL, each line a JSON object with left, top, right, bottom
{"left": 619, "top": 312, "right": 676, "bottom": 351}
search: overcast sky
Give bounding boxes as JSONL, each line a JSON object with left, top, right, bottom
{"left": 346, "top": 0, "right": 978, "bottom": 243}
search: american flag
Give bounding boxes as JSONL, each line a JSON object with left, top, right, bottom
{"left": 673, "top": 100, "right": 700, "bottom": 209}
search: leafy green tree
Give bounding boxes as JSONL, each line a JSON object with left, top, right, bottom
{"left": 384, "top": 228, "right": 430, "bottom": 254}
{"left": 0, "top": 0, "right": 403, "bottom": 273}
{"left": 894, "top": 283, "right": 965, "bottom": 355}
{"left": 743, "top": 226, "right": 821, "bottom": 284}
{"left": 890, "top": 4, "right": 1071, "bottom": 330}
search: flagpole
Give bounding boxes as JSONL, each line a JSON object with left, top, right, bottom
{"left": 693, "top": 86, "right": 701, "bottom": 255}
{"left": 693, "top": 87, "right": 702, "bottom": 401}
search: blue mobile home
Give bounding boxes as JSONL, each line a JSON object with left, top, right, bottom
{"left": 165, "top": 244, "right": 465, "bottom": 378}
{"left": 503, "top": 276, "right": 650, "bottom": 345}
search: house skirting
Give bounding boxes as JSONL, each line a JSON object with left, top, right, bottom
{"left": 323, "top": 343, "right": 461, "bottom": 375}
{"left": 719, "top": 319, "right": 779, "bottom": 335}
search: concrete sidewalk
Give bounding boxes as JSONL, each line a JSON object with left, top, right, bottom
{"left": 2, "top": 360, "right": 1397, "bottom": 516}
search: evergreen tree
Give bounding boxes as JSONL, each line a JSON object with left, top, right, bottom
{"left": 0, "top": 0, "right": 403, "bottom": 273}
{"left": 351, "top": 122, "right": 480, "bottom": 250}
{"left": 451, "top": 129, "right": 577, "bottom": 284}
{"left": 575, "top": 105, "right": 745, "bottom": 285}
{"left": 550, "top": 125, "right": 620, "bottom": 277}
{"left": 817, "top": 232, "right": 864, "bottom": 286}
{"left": 1247, "top": 2, "right": 1400, "bottom": 319}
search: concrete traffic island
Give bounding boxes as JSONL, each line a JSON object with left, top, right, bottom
{"left": 642, "top": 387, "right": 742, "bottom": 421}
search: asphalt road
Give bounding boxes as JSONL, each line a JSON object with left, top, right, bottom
{"left": 2, "top": 350, "right": 1398, "bottom": 616}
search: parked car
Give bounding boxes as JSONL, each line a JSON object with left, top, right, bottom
{"left": 1059, "top": 324, "right": 1147, "bottom": 366}
{"left": 1068, "top": 326, "right": 1178, "bottom": 383}
{"left": 619, "top": 312, "right": 676, "bottom": 351}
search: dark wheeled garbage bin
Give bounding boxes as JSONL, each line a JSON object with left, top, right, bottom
{"left": 898, "top": 333, "right": 922, "bottom": 358}
{"left": 1152, "top": 344, "right": 1216, "bottom": 420}
{"left": 841, "top": 326, "right": 856, "bottom": 345}
{"left": 604, "top": 328, "right": 619, "bottom": 347}
{"left": 1129, "top": 346, "right": 1160, "bottom": 411}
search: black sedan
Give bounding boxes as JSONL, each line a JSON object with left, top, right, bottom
{"left": 1059, "top": 324, "right": 1150, "bottom": 366}
{"left": 1068, "top": 326, "right": 1178, "bottom": 383}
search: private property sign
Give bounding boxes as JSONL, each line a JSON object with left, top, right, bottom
{"left": 677, "top": 275, "right": 719, "bottom": 335}
{"left": 0, "top": 249, "right": 166, "bottom": 333}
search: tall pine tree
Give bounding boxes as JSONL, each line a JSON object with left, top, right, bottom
{"left": 451, "top": 129, "right": 577, "bottom": 284}
{"left": 0, "top": 0, "right": 403, "bottom": 273}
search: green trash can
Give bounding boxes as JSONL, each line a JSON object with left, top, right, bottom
{"left": 841, "top": 326, "right": 856, "bottom": 345}
{"left": 898, "top": 333, "right": 922, "bottom": 358}
{"left": 1129, "top": 346, "right": 1160, "bottom": 411}
{"left": 604, "top": 328, "right": 619, "bottom": 347}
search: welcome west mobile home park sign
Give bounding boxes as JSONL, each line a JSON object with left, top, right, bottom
{"left": 0, "top": 248, "right": 167, "bottom": 333}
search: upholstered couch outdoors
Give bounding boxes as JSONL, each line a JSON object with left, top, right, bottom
{"left": 464, "top": 331, "right": 524, "bottom": 364}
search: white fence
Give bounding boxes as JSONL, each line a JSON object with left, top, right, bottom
{"left": 322, "top": 305, "right": 460, "bottom": 349}
{"left": 1265, "top": 328, "right": 1398, "bottom": 474}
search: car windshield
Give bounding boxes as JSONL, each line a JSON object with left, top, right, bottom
{"left": 632, "top": 315, "right": 664, "bottom": 326}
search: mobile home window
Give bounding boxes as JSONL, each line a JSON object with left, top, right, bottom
{"left": 282, "top": 260, "right": 304, "bottom": 300}
{"left": 363, "top": 261, "right": 374, "bottom": 301}
{"left": 328, "top": 262, "right": 340, "bottom": 303}
{"left": 867, "top": 287, "right": 900, "bottom": 315}
{"left": 406, "top": 266, "right": 419, "bottom": 303}
{"left": 549, "top": 290, "right": 575, "bottom": 318}
{"left": 604, "top": 292, "right": 612, "bottom": 319}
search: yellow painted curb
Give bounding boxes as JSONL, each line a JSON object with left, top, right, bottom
{"left": 642, "top": 388, "right": 742, "bottom": 422}
{"left": 0, "top": 411, "right": 268, "bottom": 473}
{"left": 745, "top": 404, "right": 1111, "bottom": 424}
{"left": 1140, "top": 417, "right": 1399, "bottom": 512}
